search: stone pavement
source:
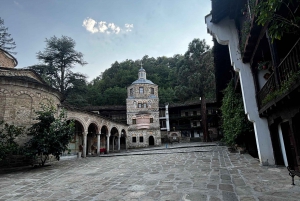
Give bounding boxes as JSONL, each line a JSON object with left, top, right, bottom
{"left": 0, "top": 143, "right": 300, "bottom": 201}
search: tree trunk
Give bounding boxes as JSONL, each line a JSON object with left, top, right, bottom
{"left": 201, "top": 96, "right": 208, "bottom": 142}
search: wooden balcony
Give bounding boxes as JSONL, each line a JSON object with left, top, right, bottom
{"left": 257, "top": 38, "right": 300, "bottom": 111}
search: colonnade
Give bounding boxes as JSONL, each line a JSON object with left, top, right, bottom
{"left": 81, "top": 132, "right": 124, "bottom": 157}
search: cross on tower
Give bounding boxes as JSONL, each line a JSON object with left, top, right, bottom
{"left": 140, "top": 62, "right": 143, "bottom": 69}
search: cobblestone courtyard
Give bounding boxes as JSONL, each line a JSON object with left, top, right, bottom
{"left": 0, "top": 144, "right": 300, "bottom": 201}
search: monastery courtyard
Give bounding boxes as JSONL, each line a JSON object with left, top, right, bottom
{"left": 0, "top": 143, "right": 300, "bottom": 201}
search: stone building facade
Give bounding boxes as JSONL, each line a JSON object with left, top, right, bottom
{"left": 126, "top": 67, "right": 161, "bottom": 148}
{"left": 0, "top": 48, "right": 18, "bottom": 68}
{"left": 0, "top": 49, "right": 128, "bottom": 159}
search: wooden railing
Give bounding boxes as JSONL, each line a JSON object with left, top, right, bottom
{"left": 257, "top": 38, "right": 300, "bottom": 108}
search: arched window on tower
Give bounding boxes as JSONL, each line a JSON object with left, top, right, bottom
{"left": 139, "top": 87, "right": 144, "bottom": 94}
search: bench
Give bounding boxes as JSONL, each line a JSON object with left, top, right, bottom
{"left": 287, "top": 166, "right": 300, "bottom": 185}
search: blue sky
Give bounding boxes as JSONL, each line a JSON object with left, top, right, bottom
{"left": 1, "top": 0, "right": 213, "bottom": 81}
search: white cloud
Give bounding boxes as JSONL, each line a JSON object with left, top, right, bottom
{"left": 82, "top": 18, "right": 133, "bottom": 35}
{"left": 82, "top": 18, "right": 99, "bottom": 33}
{"left": 125, "top": 23, "right": 134, "bottom": 32}
{"left": 98, "top": 21, "right": 108, "bottom": 33}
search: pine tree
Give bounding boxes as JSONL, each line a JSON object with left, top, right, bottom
{"left": 0, "top": 17, "right": 16, "bottom": 54}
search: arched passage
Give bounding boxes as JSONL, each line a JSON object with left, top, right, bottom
{"left": 100, "top": 125, "right": 108, "bottom": 154}
{"left": 87, "top": 123, "right": 98, "bottom": 155}
{"left": 110, "top": 127, "right": 119, "bottom": 152}
{"left": 67, "top": 120, "right": 84, "bottom": 154}
{"left": 120, "top": 129, "right": 127, "bottom": 150}
{"left": 149, "top": 136, "right": 155, "bottom": 146}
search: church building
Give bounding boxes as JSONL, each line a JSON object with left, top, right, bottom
{"left": 126, "top": 66, "right": 161, "bottom": 148}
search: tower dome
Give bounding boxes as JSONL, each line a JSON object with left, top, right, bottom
{"left": 132, "top": 67, "right": 154, "bottom": 85}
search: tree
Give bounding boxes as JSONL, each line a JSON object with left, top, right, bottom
{"left": 25, "top": 104, "right": 75, "bottom": 166}
{"left": 178, "top": 39, "right": 215, "bottom": 141}
{"left": 0, "top": 17, "right": 16, "bottom": 54}
{"left": 220, "top": 80, "right": 253, "bottom": 147}
{"left": 34, "top": 36, "right": 87, "bottom": 95}
{"left": 255, "top": 0, "right": 300, "bottom": 41}
{"left": 0, "top": 121, "right": 24, "bottom": 161}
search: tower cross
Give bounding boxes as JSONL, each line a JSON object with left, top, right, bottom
{"left": 140, "top": 62, "right": 143, "bottom": 69}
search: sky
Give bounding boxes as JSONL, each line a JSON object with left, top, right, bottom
{"left": 1, "top": 0, "right": 213, "bottom": 81}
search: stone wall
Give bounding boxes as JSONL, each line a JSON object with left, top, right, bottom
{"left": 127, "top": 129, "right": 161, "bottom": 148}
{"left": 0, "top": 77, "right": 61, "bottom": 145}
{"left": 0, "top": 50, "right": 16, "bottom": 68}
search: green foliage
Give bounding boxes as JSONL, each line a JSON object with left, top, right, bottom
{"left": 31, "top": 38, "right": 215, "bottom": 106}
{"left": 0, "top": 121, "right": 24, "bottom": 161}
{"left": 0, "top": 17, "right": 16, "bottom": 54}
{"left": 177, "top": 39, "right": 216, "bottom": 101}
{"left": 96, "top": 86, "right": 127, "bottom": 105}
{"left": 255, "top": 0, "right": 300, "bottom": 41}
{"left": 25, "top": 104, "right": 75, "bottom": 166}
{"left": 220, "top": 80, "right": 253, "bottom": 147}
{"left": 32, "top": 35, "right": 87, "bottom": 95}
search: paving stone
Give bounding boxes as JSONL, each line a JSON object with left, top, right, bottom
{"left": 222, "top": 191, "right": 238, "bottom": 201}
{"left": 0, "top": 143, "right": 299, "bottom": 201}
{"left": 185, "top": 192, "right": 207, "bottom": 201}
{"left": 219, "top": 184, "right": 234, "bottom": 192}
{"left": 209, "top": 196, "right": 221, "bottom": 201}
{"left": 240, "top": 196, "right": 256, "bottom": 201}
{"left": 205, "top": 182, "right": 217, "bottom": 189}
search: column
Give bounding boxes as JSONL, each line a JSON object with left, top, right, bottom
{"left": 106, "top": 134, "right": 110, "bottom": 154}
{"left": 165, "top": 103, "right": 170, "bottom": 132}
{"left": 83, "top": 132, "right": 87, "bottom": 158}
{"left": 118, "top": 136, "right": 121, "bottom": 151}
{"left": 112, "top": 136, "right": 115, "bottom": 152}
{"left": 205, "top": 14, "right": 275, "bottom": 165}
{"left": 97, "top": 133, "right": 101, "bottom": 155}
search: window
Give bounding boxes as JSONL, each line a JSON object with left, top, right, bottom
{"left": 185, "top": 112, "right": 189, "bottom": 116}
{"left": 193, "top": 121, "right": 197, "bottom": 127}
{"left": 151, "top": 87, "right": 154, "bottom": 94}
{"left": 159, "top": 110, "right": 166, "bottom": 117}
{"left": 132, "top": 137, "right": 136, "bottom": 143}
{"left": 150, "top": 118, "right": 153, "bottom": 123}
{"left": 139, "top": 136, "right": 144, "bottom": 142}
{"left": 193, "top": 111, "right": 197, "bottom": 116}
{"left": 130, "top": 88, "right": 133, "bottom": 96}
{"left": 143, "top": 103, "right": 147, "bottom": 108}
{"left": 139, "top": 87, "right": 144, "bottom": 94}
{"left": 138, "top": 103, "right": 142, "bottom": 108}
{"left": 132, "top": 119, "right": 136, "bottom": 124}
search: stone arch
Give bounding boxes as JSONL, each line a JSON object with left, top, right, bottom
{"left": 12, "top": 93, "right": 33, "bottom": 125}
{"left": 67, "top": 119, "right": 85, "bottom": 154}
{"left": 67, "top": 116, "right": 87, "bottom": 131}
{"left": 100, "top": 125, "right": 109, "bottom": 153}
{"left": 87, "top": 122, "right": 99, "bottom": 155}
{"left": 149, "top": 136, "right": 155, "bottom": 146}
{"left": 0, "top": 88, "right": 10, "bottom": 96}
{"left": 0, "top": 88, "right": 10, "bottom": 121}
{"left": 110, "top": 127, "right": 119, "bottom": 152}
{"left": 120, "top": 128, "right": 127, "bottom": 150}
{"left": 40, "top": 98, "right": 52, "bottom": 107}
{"left": 14, "top": 90, "right": 35, "bottom": 98}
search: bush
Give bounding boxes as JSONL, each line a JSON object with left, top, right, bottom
{"left": 220, "top": 80, "right": 253, "bottom": 147}
{"left": 0, "top": 121, "right": 24, "bottom": 161}
{"left": 25, "top": 104, "right": 75, "bottom": 166}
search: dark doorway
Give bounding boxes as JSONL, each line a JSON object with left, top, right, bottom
{"left": 281, "top": 121, "right": 296, "bottom": 170}
{"left": 270, "top": 123, "right": 284, "bottom": 166}
{"left": 149, "top": 136, "right": 154, "bottom": 146}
